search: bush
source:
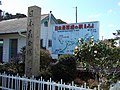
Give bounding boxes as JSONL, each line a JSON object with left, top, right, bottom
{"left": 51, "top": 54, "right": 77, "bottom": 82}
{"left": 0, "top": 63, "right": 25, "bottom": 76}
{"left": 0, "top": 47, "right": 53, "bottom": 77}
{"left": 39, "top": 48, "right": 53, "bottom": 80}
{"left": 40, "top": 48, "right": 53, "bottom": 70}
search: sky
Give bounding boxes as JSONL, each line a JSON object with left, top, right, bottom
{"left": 0, "top": 0, "right": 120, "bottom": 40}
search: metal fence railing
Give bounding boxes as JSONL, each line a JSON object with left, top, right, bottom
{"left": 110, "top": 81, "right": 120, "bottom": 90}
{"left": 0, "top": 72, "right": 100, "bottom": 90}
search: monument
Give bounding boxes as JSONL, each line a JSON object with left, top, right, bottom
{"left": 25, "top": 6, "right": 41, "bottom": 77}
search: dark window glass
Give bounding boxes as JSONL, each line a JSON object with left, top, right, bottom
{"left": 9, "top": 39, "right": 18, "bottom": 59}
{"left": 48, "top": 40, "right": 52, "bottom": 47}
{"left": 40, "top": 39, "right": 43, "bottom": 48}
{"left": 44, "top": 21, "right": 48, "bottom": 27}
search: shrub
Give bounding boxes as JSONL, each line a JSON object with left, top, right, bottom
{"left": 40, "top": 48, "right": 53, "bottom": 70}
{"left": 0, "top": 47, "right": 53, "bottom": 77}
{"left": 0, "top": 63, "right": 25, "bottom": 76}
{"left": 51, "top": 54, "right": 77, "bottom": 82}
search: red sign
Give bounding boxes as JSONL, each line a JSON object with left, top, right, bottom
{"left": 55, "top": 23, "right": 94, "bottom": 30}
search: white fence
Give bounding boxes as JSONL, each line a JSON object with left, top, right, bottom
{"left": 110, "top": 81, "right": 120, "bottom": 90}
{"left": 0, "top": 72, "right": 100, "bottom": 90}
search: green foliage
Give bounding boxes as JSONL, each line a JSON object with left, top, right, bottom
{"left": 40, "top": 48, "right": 53, "bottom": 70}
{"left": 3, "top": 12, "right": 26, "bottom": 20}
{"left": 20, "top": 46, "right": 53, "bottom": 70}
{"left": 20, "top": 46, "right": 26, "bottom": 63}
{"left": 57, "top": 19, "right": 67, "bottom": 24}
{"left": 0, "top": 63, "right": 25, "bottom": 76}
{"left": 51, "top": 54, "right": 77, "bottom": 82}
{"left": 108, "top": 39, "right": 117, "bottom": 47}
{"left": 73, "top": 38, "right": 120, "bottom": 82}
{"left": 0, "top": 47, "right": 53, "bottom": 77}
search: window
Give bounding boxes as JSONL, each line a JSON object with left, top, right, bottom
{"left": 40, "top": 39, "right": 43, "bottom": 48}
{"left": 48, "top": 40, "right": 52, "bottom": 47}
{"left": 9, "top": 39, "right": 18, "bottom": 59}
{"left": 44, "top": 21, "right": 48, "bottom": 27}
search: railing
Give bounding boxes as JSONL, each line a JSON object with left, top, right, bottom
{"left": 0, "top": 72, "right": 100, "bottom": 90}
{"left": 110, "top": 81, "right": 120, "bottom": 90}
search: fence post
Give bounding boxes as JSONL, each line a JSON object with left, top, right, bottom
{"left": 11, "top": 75, "right": 14, "bottom": 89}
{"left": 0, "top": 73, "right": 1, "bottom": 83}
{"left": 84, "top": 82, "right": 86, "bottom": 89}
{"left": 58, "top": 82, "right": 60, "bottom": 90}
{"left": 1, "top": 73, "right": 3, "bottom": 88}
{"left": 7, "top": 74, "right": 10, "bottom": 89}
{"left": 94, "top": 87, "right": 97, "bottom": 90}
{"left": 40, "top": 77, "right": 43, "bottom": 90}
{"left": 47, "top": 80, "right": 49, "bottom": 90}
{"left": 60, "top": 79, "right": 63, "bottom": 90}
{"left": 50, "top": 78, "right": 52, "bottom": 90}
{"left": 52, "top": 82, "right": 55, "bottom": 90}
{"left": 43, "top": 79, "right": 45, "bottom": 90}
{"left": 98, "top": 83, "right": 101, "bottom": 90}
{"left": 71, "top": 81, "right": 74, "bottom": 90}
{"left": 18, "top": 76, "right": 21, "bottom": 90}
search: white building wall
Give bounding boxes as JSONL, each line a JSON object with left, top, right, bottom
{"left": 0, "top": 34, "right": 26, "bottom": 62}
{"left": 40, "top": 20, "right": 58, "bottom": 59}
{"left": 18, "top": 37, "right": 26, "bottom": 53}
{"left": 0, "top": 25, "right": 58, "bottom": 63}
{"left": 0, "top": 17, "right": 58, "bottom": 62}
{"left": 47, "top": 21, "right": 58, "bottom": 59}
{"left": 3, "top": 38, "right": 9, "bottom": 62}
{"left": 41, "top": 24, "right": 48, "bottom": 48}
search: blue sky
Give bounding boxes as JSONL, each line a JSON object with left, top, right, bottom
{"left": 0, "top": 0, "right": 120, "bottom": 40}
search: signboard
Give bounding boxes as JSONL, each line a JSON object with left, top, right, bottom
{"left": 52, "top": 21, "right": 99, "bottom": 54}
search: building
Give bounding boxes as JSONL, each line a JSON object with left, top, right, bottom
{"left": 0, "top": 13, "right": 58, "bottom": 63}
{"left": 0, "top": 12, "right": 100, "bottom": 63}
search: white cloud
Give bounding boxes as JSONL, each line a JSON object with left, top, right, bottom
{"left": 108, "top": 9, "right": 113, "bottom": 13}
{"left": 88, "top": 14, "right": 101, "bottom": 19}
{"left": 108, "top": 24, "right": 117, "bottom": 28}
{"left": 118, "top": 2, "right": 120, "bottom": 6}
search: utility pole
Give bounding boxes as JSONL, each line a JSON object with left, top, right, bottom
{"left": 0, "top": 1, "right": 2, "bottom": 21}
{"left": 75, "top": 6, "right": 77, "bottom": 23}
{"left": 0, "top": 1, "right": 1, "bottom": 5}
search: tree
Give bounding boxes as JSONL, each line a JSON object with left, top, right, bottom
{"left": 15, "top": 13, "right": 26, "bottom": 18}
{"left": 4, "top": 12, "right": 13, "bottom": 20}
{"left": 113, "top": 30, "right": 120, "bottom": 46}
{"left": 74, "top": 38, "right": 120, "bottom": 82}
{"left": 3, "top": 12, "right": 26, "bottom": 20}
{"left": 57, "top": 19, "right": 67, "bottom": 24}
{"left": 19, "top": 46, "right": 53, "bottom": 70}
